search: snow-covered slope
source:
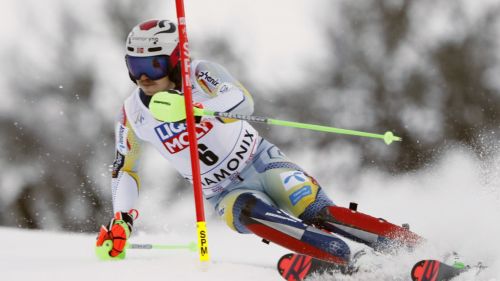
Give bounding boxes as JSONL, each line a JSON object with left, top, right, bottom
{"left": 0, "top": 223, "right": 287, "bottom": 281}
{"left": 1, "top": 147, "right": 499, "bottom": 281}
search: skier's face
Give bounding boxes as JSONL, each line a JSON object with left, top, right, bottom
{"left": 137, "top": 74, "right": 175, "bottom": 96}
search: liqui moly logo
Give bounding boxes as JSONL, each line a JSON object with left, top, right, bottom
{"left": 155, "top": 121, "right": 213, "bottom": 153}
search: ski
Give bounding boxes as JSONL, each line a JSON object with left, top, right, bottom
{"left": 277, "top": 253, "right": 345, "bottom": 281}
{"left": 410, "top": 259, "right": 466, "bottom": 281}
{"left": 278, "top": 254, "right": 484, "bottom": 281}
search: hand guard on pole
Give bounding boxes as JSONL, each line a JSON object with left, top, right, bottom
{"left": 95, "top": 210, "right": 137, "bottom": 260}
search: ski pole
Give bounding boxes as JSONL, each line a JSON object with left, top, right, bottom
{"left": 127, "top": 242, "right": 197, "bottom": 252}
{"left": 149, "top": 92, "right": 402, "bottom": 145}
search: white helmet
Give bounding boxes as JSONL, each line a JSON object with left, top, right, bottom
{"left": 126, "top": 19, "right": 179, "bottom": 58}
{"left": 125, "top": 19, "right": 181, "bottom": 84}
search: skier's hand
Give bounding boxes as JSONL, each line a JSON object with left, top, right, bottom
{"left": 95, "top": 210, "right": 138, "bottom": 260}
{"left": 193, "top": 102, "right": 204, "bottom": 123}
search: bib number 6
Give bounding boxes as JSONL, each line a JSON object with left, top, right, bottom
{"left": 198, "top": 143, "right": 219, "bottom": 166}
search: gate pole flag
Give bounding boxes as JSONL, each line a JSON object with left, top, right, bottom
{"left": 175, "top": 0, "right": 210, "bottom": 262}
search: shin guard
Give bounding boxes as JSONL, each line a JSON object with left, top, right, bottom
{"left": 311, "top": 205, "right": 422, "bottom": 251}
{"left": 236, "top": 193, "right": 351, "bottom": 266}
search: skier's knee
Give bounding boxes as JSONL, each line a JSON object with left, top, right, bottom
{"left": 264, "top": 168, "right": 331, "bottom": 217}
{"left": 216, "top": 190, "right": 274, "bottom": 234}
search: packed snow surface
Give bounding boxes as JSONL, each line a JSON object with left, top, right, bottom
{"left": 1, "top": 148, "right": 499, "bottom": 281}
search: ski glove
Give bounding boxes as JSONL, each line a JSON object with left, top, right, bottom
{"left": 193, "top": 102, "right": 204, "bottom": 123}
{"left": 95, "top": 210, "right": 138, "bottom": 260}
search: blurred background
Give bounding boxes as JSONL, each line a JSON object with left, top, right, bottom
{"left": 0, "top": 0, "right": 499, "bottom": 233}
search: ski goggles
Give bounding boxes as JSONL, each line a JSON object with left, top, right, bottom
{"left": 125, "top": 55, "right": 171, "bottom": 80}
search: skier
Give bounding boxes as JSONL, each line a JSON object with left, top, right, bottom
{"left": 96, "top": 19, "right": 422, "bottom": 270}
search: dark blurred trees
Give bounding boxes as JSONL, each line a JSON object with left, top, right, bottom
{"left": 264, "top": 0, "right": 500, "bottom": 173}
{"left": 1, "top": 11, "right": 106, "bottom": 231}
{"left": 0, "top": 0, "right": 163, "bottom": 231}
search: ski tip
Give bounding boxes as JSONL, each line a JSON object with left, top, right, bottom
{"left": 410, "top": 259, "right": 466, "bottom": 281}
{"left": 277, "top": 253, "right": 294, "bottom": 275}
{"left": 277, "top": 253, "right": 314, "bottom": 281}
{"left": 410, "top": 260, "right": 428, "bottom": 281}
